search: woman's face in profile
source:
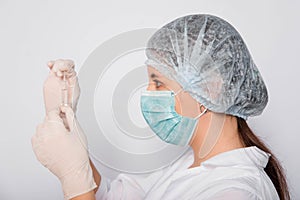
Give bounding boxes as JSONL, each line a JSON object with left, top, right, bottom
{"left": 146, "top": 66, "right": 201, "bottom": 118}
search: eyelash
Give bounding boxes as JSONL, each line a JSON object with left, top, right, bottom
{"left": 153, "top": 80, "right": 162, "bottom": 88}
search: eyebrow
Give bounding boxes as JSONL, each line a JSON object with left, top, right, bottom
{"left": 150, "top": 73, "right": 159, "bottom": 78}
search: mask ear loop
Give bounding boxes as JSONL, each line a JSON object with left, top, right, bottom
{"left": 173, "top": 87, "right": 184, "bottom": 96}
{"left": 195, "top": 104, "right": 208, "bottom": 119}
{"left": 189, "top": 104, "right": 208, "bottom": 147}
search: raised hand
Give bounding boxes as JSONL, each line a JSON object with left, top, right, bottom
{"left": 43, "top": 59, "right": 80, "bottom": 115}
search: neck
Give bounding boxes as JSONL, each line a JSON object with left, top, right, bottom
{"left": 189, "top": 112, "right": 244, "bottom": 168}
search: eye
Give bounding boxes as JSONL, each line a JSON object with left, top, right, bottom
{"left": 153, "top": 80, "right": 162, "bottom": 88}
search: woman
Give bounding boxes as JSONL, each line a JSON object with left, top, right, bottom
{"left": 31, "top": 14, "right": 290, "bottom": 199}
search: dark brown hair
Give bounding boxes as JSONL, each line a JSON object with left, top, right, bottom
{"left": 237, "top": 117, "right": 290, "bottom": 200}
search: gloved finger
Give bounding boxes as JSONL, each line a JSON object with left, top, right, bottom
{"left": 67, "top": 73, "right": 77, "bottom": 86}
{"left": 47, "top": 60, "right": 55, "bottom": 70}
{"left": 31, "top": 132, "right": 49, "bottom": 166}
{"left": 60, "top": 105, "right": 75, "bottom": 132}
{"left": 66, "top": 68, "right": 76, "bottom": 79}
{"left": 31, "top": 122, "right": 46, "bottom": 149}
{"left": 31, "top": 134, "right": 37, "bottom": 149}
{"left": 31, "top": 133, "right": 43, "bottom": 151}
{"left": 43, "top": 75, "right": 66, "bottom": 114}
{"left": 47, "top": 61, "right": 58, "bottom": 77}
{"left": 50, "top": 59, "right": 75, "bottom": 78}
{"left": 35, "top": 123, "right": 45, "bottom": 137}
{"left": 47, "top": 107, "right": 64, "bottom": 124}
{"left": 64, "top": 59, "right": 75, "bottom": 69}
{"left": 31, "top": 129, "right": 39, "bottom": 148}
{"left": 73, "top": 117, "right": 88, "bottom": 149}
{"left": 56, "top": 70, "right": 63, "bottom": 77}
{"left": 50, "top": 59, "right": 64, "bottom": 78}
{"left": 49, "top": 68, "right": 56, "bottom": 76}
{"left": 67, "top": 76, "right": 80, "bottom": 109}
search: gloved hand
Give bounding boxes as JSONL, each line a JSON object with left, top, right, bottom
{"left": 43, "top": 59, "right": 80, "bottom": 114}
{"left": 31, "top": 106, "right": 97, "bottom": 200}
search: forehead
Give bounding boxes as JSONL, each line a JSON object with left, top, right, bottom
{"left": 147, "top": 65, "right": 165, "bottom": 78}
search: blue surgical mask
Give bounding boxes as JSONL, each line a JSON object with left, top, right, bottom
{"left": 140, "top": 89, "right": 207, "bottom": 146}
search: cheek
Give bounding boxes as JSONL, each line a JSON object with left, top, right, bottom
{"left": 174, "top": 93, "right": 200, "bottom": 117}
{"left": 174, "top": 95, "right": 182, "bottom": 114}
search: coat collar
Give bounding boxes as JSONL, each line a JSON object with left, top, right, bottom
{"left": 200, "top": 146, "right": 271, "bottom": 169}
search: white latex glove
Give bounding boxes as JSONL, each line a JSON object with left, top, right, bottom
{"left": 44, "top": 59, "right": 80, "bottom": 114}
{"left": 31, "top": 106, "right": 97, "bottom": 200}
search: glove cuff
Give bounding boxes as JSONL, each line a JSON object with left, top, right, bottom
{"left": 60, "top": 160, "right": 97, "bottom": 200}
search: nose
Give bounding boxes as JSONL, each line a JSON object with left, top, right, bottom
{"left": 146, "top": 82, "right": 156, "bottom": 91}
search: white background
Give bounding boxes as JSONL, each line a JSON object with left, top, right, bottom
{"left": 1, "top": 0, "right": 299, "bottom": 199}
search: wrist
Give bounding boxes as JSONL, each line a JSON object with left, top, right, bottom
{"left": 89, "top": 159, "right": 101, "bottom": 194}
{"left": 60, "top": 160, "right": 97, "bottom": 200}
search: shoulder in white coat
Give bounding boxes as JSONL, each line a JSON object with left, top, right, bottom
{"left": 96, "top": 146, "right": 279, "bottom": 200}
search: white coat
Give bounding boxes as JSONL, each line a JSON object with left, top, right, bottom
{"left": 95, "top": 146, "right": 279, "bottom": 200}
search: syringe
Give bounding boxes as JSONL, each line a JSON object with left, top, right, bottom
{"left": 61, "top": 71, "right": 68, "bottom": 106}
